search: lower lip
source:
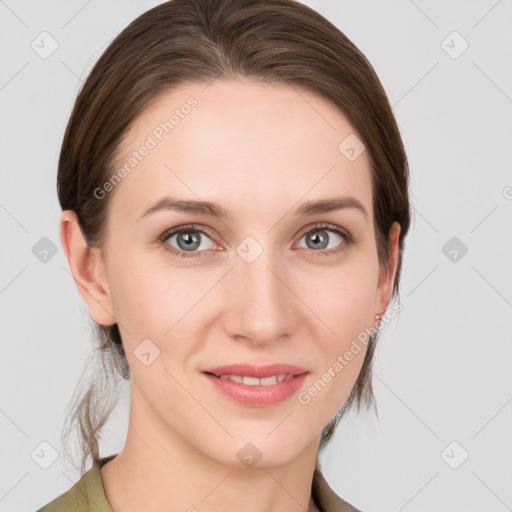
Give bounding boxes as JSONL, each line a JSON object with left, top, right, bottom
{"left": 202, "top": 372, "right": 308, "bottom": 407}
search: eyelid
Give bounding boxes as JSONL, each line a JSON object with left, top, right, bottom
{"left": 295, "top": 222, "right": 349, "bottom": 239}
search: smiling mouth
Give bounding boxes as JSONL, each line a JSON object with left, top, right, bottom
{"left": 201, "top": 365, "right": 309, "bottom": 407}
{"left": 204, "top": 372, "right": 297, "bottom": 386}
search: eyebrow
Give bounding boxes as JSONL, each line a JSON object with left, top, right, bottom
{"left": 138, "top": 195, "right": 368, "bottom": 221}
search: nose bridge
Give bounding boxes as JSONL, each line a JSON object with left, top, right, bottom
{"left": 225, "top": 240, "right": 293, "bottom": 343}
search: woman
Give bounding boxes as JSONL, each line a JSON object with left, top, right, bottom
{"left": 37, "top": 0, "right": 410, "bottom": 510}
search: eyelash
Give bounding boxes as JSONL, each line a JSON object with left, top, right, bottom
{"left": 157, "top": 223, "right": 355, "bottom": 259}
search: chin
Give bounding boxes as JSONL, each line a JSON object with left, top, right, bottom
{"left": 199, "top": 429, "right": 311, "bottom": 469}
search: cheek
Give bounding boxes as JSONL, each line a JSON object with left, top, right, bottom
{"left": 294, "top": 258, "right": 377, "bottom": 394}
{"left": 292, "top": 270, "right": 376, "bottom": 424}
{"left": 108, "top": 263, "right": 200, "bottom": 398}
{"left": 296, "top": 257, "right": 378, "bottom": 336}
{"left": 107, "top": 255, "right": 214, "bottom": 355}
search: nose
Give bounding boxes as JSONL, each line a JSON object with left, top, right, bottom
{"left": 223, "top": 247, "right": 297, "bottom": 347}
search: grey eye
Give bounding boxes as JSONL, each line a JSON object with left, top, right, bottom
{"left": 167, "top": 229, "right": 214, "bottom": 252}
{"left": 298, "top": 229, "right": 344, "bottom": 251}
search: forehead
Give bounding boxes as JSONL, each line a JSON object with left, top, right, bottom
{"left": 109, "top": 79, "right": 373, "bottom": 224}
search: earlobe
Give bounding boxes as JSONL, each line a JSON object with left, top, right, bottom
{"left": 59, "top": 210, "right": 117, "bottom": 326}
{"left": 375, "top": 222, "right": 401, "bottom": 313}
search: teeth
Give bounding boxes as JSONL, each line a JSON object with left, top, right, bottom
{"left": 243, "top": 376, "right": 261, "bottom": 385}
{"left": 217, "top": 374, "right": 293, "bottom": 385}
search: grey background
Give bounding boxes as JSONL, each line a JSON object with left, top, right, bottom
{"left": 1, "top": 1, "right": 511, "bottom": 511}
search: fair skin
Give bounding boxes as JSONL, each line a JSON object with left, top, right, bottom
{"left": 60, "top": 79, "right": 400, "bottom": 512}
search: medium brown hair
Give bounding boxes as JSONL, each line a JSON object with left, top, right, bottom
{"left": 58, "top": 0, "right": 411, "bottom": 474}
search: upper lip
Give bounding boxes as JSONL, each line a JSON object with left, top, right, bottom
{"left": 203, "top": 364, "right": 308, "bottom": 378}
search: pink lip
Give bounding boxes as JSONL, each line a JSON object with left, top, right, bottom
{"left": 201, "top": 364, "right": 309, "bottom": 407}
{"left": 203, "top": 363, "right": 308, "bottom": 378}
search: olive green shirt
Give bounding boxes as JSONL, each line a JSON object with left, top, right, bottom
{"left": 37, "top": 455, "right": 362, "bottom": 512}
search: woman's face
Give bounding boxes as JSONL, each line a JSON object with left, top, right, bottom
{"left": 84, "top": 79, "right": 399, "bottom": 467}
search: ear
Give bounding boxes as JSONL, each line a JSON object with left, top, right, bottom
{"left": 59, "top": 210, "right": 117, "bottom": 326}
{"left": 374, "top": 221, "right": 401, "bottom": 314}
